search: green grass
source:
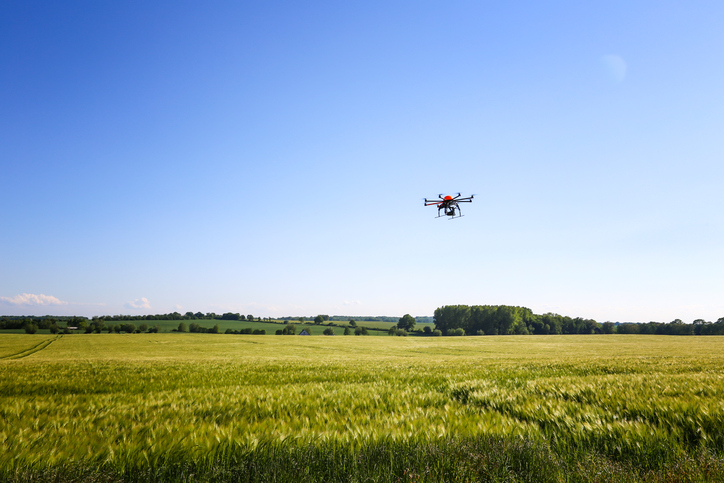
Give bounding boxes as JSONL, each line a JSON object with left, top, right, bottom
{"left": 1, "top": 334, "right": 723, "bottom": 481}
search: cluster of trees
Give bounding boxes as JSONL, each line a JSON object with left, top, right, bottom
{"left": 95, "top": 312, "right": 265, "bottom": 322}
{"left": 276, "top": 324, "right": 297, "bottom": 335}
{"left": 101, "top": 323, "right": 159, "bottom": 334}
{"left": 388, "top": 314, "right": 418, "bottom": 336}
{"left": 615, "top": 319, "right": 724, "bottom": 335}
{"left": 336, "top": 326, "right": 369, "bottom": 335}
{"left": 433, "top": 305, "right": 601, "bottom": 336}
{"left": 225, "top": 328, "right": 266, "bottom": 335}
{"left": 5, "top": 316, "right": 161, "bottom": 334}
{"left": 433, "top": 305, "right": 724, "bottom": 336}
{"left": 218, "top": 313, "right": 263, "bottom": 321}
{"left": 271, "top": 324, "right": 369, "bottom": 336}
{"left": 174, "top": 322, "right": 221, "bottom": 333}
{"left": 1, "top": 316, "right": 87, "bottom": 330}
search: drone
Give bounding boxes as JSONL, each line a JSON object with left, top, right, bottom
{"left": 424, "top": 193, "right": 474, "bottom": 219}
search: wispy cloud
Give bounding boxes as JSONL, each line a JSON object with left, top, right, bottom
{"left": 0, "top": 293, "right": 68, "bottom": 306}
{"left": 124, "top": 297, "right": 151, "bottom": 310}
{"left": 343, "top": 300, "right": 362, "bottom": 306}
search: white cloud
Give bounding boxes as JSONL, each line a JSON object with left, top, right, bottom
{"left": 343, "top": 300, "right": 362, "bottom": 306}
{"left": 125, "top": 297, "right": 151, "bottom": 310}
{"left": 0, "top": 293, "right": 68, "bottom": 306}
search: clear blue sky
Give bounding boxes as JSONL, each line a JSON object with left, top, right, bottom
{"left": 2, "top": 1, "right": 723, "bottom": 322}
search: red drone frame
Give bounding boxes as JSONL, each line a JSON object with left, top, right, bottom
{"left": 424, "top": 193, "right": 474, "bottom": 219}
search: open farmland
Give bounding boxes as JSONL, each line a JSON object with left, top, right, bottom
{"left": 11, "top": 319, "right": 400, "bottom": 336}
{"left": 1, "top": 334, "right": 723, "bottom": 482}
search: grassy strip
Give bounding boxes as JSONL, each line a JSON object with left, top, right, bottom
{"left": 3, "top": 437, "right": 723, "bottom": 483}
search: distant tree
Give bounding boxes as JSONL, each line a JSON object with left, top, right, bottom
{"left": 395, "top": 329, "right": 407, "bottom": 337}
{"left": 298, "top": 317, "right": 306, "bottom": 324}
{"left": 354, "top": 326, "right": 368, "bottom": 336}
{"left": 283, "top": 324, "right": 297, "bottom": 335}
{"left": 450, "top": 328, "right": 465, "bottom": 336}
{"left": 388, "top": 326, "right": 397, "bottom": 336}
{"left": 348, "top": 319, "right": 357, "bottom": 327}
{"left": 398, "top": 314, "right": 416, "bottom": 332}
{"left": 194, "top": 312, "right": 205, "bottom": 319}
{"left": 90, "top": 319, "right": 105, "bottom": 334}
{"left": 314, "top": 315, "right": 324, "bottom": 325}
{"left": 185, "top": 312, "right": 196, "bottom": 319}
{"left": 138, "top": 323, "right": 149, "bottom": 332}
{"left": 178, "top": 322, "right": 188, "bottom": 333}
{"left": 24, "top": 323, "right": 38, "bottom": 334}
{"left": 601, "top": 322, "right": 616, "bottom": 334}
{"left": 275, "top": 329, "right": 283, "bottom": 335}
{"left": 323, "top": 327, "right": 334, "bottom": 335}
{"left": 211, "top": 324, "right": 221, "bottom": 334}
{"left": 49, "top": 324, "right": 59, "bottom": 334}
{"left": 148, "top": 325, "right": 160, "bottom": 333}
{"left": 246, "top": 315, "right": 254, "bottom": 321}
{"left": 344, "top": 327, "right": 351, "bottom": 335}
{"left": 432, "top": 329, "right": 442, "bottom": 336}
{"left": 225, "top": 328, "right": 234, "bottom": 334}
{"left": 617, "top": 323, "right": 639, "bottom": 334}
{"left": 423, "top": 325, "right": 432, "bottom": 334}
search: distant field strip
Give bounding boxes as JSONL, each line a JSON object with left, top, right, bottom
{"left": 0, "top": 335, "right": 60, "bottom": 360}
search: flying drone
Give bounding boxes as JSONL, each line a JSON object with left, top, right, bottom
{"left": 424, "top": 193, "right": 474, "bottom": 219}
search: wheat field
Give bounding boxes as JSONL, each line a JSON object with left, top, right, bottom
{"left": 1, "top": 333, "right": 723, "bottom": 482}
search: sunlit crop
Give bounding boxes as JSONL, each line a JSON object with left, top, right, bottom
{"left": 1, "top": 334, "right": 723, "bottom": 481}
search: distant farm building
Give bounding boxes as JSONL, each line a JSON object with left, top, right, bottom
{"left": 299, "top": 329, "right": 311, "bottom": 336}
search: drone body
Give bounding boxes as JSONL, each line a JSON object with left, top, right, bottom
{"left": 424, "top": 193, "right": 474, "bottom": 219}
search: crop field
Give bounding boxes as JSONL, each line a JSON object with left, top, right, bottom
{"left": 1, "top": 334, "right": 723, "bottom": 482}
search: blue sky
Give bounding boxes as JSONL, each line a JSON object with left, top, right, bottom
{"left": 2, "top": 1, "right": 723, "bottom": 322}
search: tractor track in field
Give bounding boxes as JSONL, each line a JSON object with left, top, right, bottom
{"left": 0, "top": 335, "right": 61, "bottom": 360}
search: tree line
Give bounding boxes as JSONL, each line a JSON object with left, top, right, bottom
{"left": 432, "top": 305, "right": 724, "bottom": 336}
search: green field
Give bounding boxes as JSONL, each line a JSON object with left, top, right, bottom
{"left": 1, "top": 334, "right": 723, "bottom": 482}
